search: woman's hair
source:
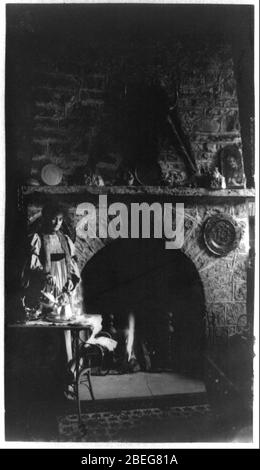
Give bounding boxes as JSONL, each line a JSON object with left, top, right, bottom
{"left": 28, "top": 202, "right": 75, "bottom": 239}
{"left": 40, "top": 202, "right": 69, "bottom": 234}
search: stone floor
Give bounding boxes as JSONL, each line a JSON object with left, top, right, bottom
{"left": 79, "top": 371, "right": 206, "bottom": 401}
{"left": 5, "top": 371, "right": 252, "bottom": 444}
{"left": 57, "top": 371, "right": 252, "bottom": 443}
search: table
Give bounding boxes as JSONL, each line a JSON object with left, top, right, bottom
{"left": 8, "top": 317, "right": 100, "bottom": 426}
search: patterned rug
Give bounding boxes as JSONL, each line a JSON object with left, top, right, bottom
{"left": 58, "top": 404, "right": 213, "bottom": 442}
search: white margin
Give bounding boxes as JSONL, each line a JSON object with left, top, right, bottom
{"left": 0, "top": 0, "right": 259, "bottom": 451}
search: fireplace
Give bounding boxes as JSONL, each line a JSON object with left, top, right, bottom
{"left": 24, "top": 189, "right": 252, "bottom": 366}
{"left": 81, "top": 238, "right": 205, "bottom": 378}
{"left": 3, "top": 187, "right": 248, "bottom": 413}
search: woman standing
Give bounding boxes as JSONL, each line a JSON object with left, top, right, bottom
{"left": 22, "top": 202, "right": 81, "bottom": 395}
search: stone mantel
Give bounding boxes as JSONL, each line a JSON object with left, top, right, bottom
{"left": 21, "top": 185, "right": 255, "bottom": 200}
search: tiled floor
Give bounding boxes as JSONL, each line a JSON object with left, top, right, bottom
{"left": 79, "top": 371, "right": 206, "bottom": 400}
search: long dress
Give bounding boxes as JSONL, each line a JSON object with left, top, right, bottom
{"left": 23, "top": 231, "right": 81, "bottom": 365}
{"left": 25, "top": 231, "right": 81, "bottom": 312}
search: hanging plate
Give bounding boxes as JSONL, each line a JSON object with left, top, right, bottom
{"left": 203, "top": 214, "right": 242, "bottom": 256}
{"left": 41, "top": 163, "right": 63, "bottom": 186}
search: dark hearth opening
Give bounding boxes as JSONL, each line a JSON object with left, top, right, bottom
{"left": 81, "top": 239, "right": 205, "bottom": 379}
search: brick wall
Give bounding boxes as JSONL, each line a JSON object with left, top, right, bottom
{"left": 31, "top": 39, "right": 241, "bottom": 185}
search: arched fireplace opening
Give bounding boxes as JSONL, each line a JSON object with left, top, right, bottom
{"left": 81, "top": 238, "right": 205, "bottom": 380}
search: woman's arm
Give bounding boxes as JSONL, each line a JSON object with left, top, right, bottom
{"left": 29, "top": 233, "right": 44, "bottom": 270}
{"left": 21, "top": 233, "right": 44, "bottom": 288}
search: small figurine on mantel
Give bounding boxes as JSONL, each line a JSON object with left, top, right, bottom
{"left": 210, "top": 167, "right": 226, "bottom": 190}
{"left": 195, "top": 165, "right": 226, "bottom": 190}
{"left": 84, "top": 168, "right": 105, "bottom": 187}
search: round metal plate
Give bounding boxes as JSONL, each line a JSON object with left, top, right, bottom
{"left": 203, "top": 214, "right": 242, "bottom": 256}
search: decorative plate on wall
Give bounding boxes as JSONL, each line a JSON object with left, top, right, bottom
{"left": 41, "top": 164, "right": 63, "bottom": 186}
{"left": 203, "top": 214, "right": 242, "bottom": 256}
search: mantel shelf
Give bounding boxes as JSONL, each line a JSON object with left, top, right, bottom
{"left": 21, "top": 185, "right": 255, "bottom": 199}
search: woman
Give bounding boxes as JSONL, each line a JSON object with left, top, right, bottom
{"left": 22, "top": 202, "right": 81, "bottom": 397}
